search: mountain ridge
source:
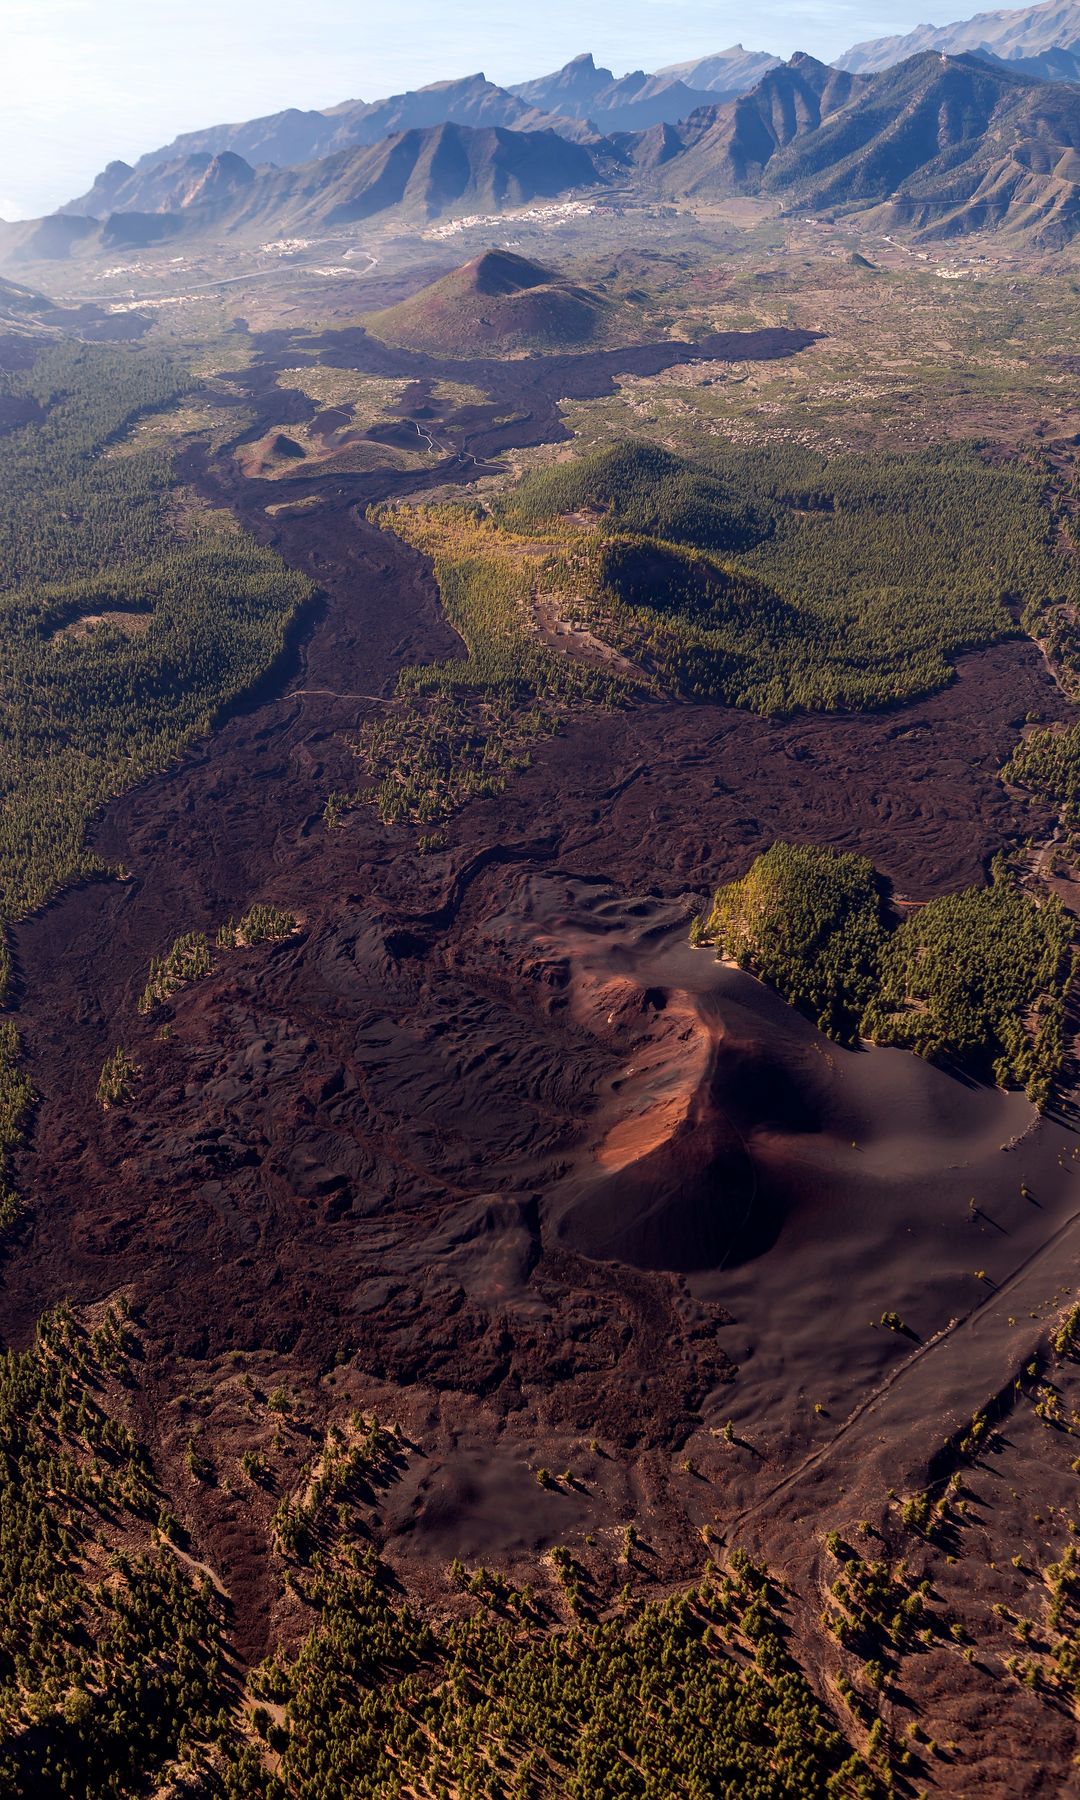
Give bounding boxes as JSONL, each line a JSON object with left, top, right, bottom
{"left": 9, "top": 48, "right": 1080, "bottom": 267}
{"left": 838, "top": 0, "right": 1080, "bottom": 73}
{"left": 72, "top": 0, "right": 1080, "bottom": 207}
{"left": 95, "top": 57, "right": 724, "bottom": 202}
{"left": 650, "top": 54, "right": 866, "bottom": 195}
{"left": 0, "top": 124, "right": 611, "bottom": 265}
{"left": 761, "top": 49, "right": 1080, "bottom": 245}
{"left": 653, "top": 45, "right": 783, "bottom": 93}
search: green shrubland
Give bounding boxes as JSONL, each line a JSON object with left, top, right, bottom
{"left": 0, "top": 1023, "right": 32, "bottom": 1233}
{"left": 138, "top": 931, "right": 211, "bottom": 1013}
{"left": 694, "top": 842, "right": 887, "bottom": 1042}
{"left": 497, "top": 440, "right": 767, "bottom": 553}
{"left": 0, "top": 1293, "right": 876, "bottom": 1798}
{"left": 699, "top": 844, "right": 1073, "bottom": 1105}
{"left": 137, "top": 907, "right": 298, "bottom": 1020}
{"left": 367, "top": 436, "right": 1073, "bottom": 825}
{"left": 498, "top": 440, "right": 1067, "bottom": 713}
{"left": 227, "top": 1550, "right": 867, "bottom": 1799}
{"left": 1003, "top": 721, "right": 1080, "bottom": 824}
{"left": 0, "top": 1304, "right": 229, "bottom": 1795}
{"left": 358, "top": 503, "right": 626, "bottom": 824}
{"left": 0, "top": 340, "right": 312, "bottom": 919}
{"left": 227, "top": 900, "right": 295, "bottom": 943}
{"left": 863, "top": 861, "right": 1073, "bottom": 1106}
{"left": 0, "top": 339, "right": 311, "bottom": 1216}
{"left": 97, "top": 1045, "right": 139, "bottom": 1109}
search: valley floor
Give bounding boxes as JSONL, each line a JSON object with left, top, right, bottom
{"left": 2, "top": 224, "right": 1080, "bottom": 1794}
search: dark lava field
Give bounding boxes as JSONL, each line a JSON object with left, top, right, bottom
{"left": 6, "top": 317, "right": 1076, "bottom": 1649}
{"left": 2, "top": 289, "right": 1079, "bottom": 1796}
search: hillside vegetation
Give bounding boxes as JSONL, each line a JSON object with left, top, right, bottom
{"left": 697, "top": 843, "right": 1074, "bottom": 1106}
{"left": 1005, "top": 719, "right": 1080, "bottom": 826}
{"left": 229, "top": 1551, "right": 866, "bottom": 1799}
{"left": 357, "top": 502, "right": 625, "bottom": 824}
{"left": 0, "top": 339, "right": 311, "bottom": 1233}
{"left": 0, "top": 1294, "right": 870, "bottom": 1798}
{"left": 359, "top": 436, "right": 1073, "bottom": 832}
{"left": 0, "top": 341, "right": 312, "bottom": 920}
{"left": 386, "top": 437, "right": 1068, "bottom": 720}
{"left": 0, "top": 1303, "right": 230, "bottom": 1795}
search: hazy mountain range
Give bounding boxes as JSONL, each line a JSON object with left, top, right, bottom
{"left": 59, "top": 52, "right": 773, "bottom": 201}
{"left": 3, "top": 48, "right": 1079, "bottom": 264}
{"left": 4, "top": 2, "right": 1080, "bottom": 264}
{"left": 54, "top": 0, "right": 1080, "bottom": 206}
{"left": 838, "top": 0, "right": 1080, "bottom": 75}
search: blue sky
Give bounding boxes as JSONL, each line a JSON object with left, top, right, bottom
{"left": 3, "top": 0, "right": 999, "bottom": 217}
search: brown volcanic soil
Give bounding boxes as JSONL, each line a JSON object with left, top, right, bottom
{"left": 364, "top": 250, "right": 618, "bottom": 356}
{"left": 6, "top": 318, "right": 1080, "bottom": 1783}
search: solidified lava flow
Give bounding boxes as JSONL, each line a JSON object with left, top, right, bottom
{"left": 7, "top": 311, "right": 1080, "bottom": 1715}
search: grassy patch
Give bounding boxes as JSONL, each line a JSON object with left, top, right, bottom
{"left": 355, "top": 503, "right": 626, "bottom": 824}
{"left": 429, "top": 377, "right": 489, "bottom": 408}
{"left": 274, "top": 366, "right": 412, "bottom": 426}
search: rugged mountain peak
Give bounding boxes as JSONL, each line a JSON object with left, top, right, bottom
{"left": 509, "top": 52, "right": 619, "bottom": 110}
{"left": 60, "top": 149, "right": 256, "bottom": 220}
{"left": 653, "top": 44, "right": 783, "bottom": 94}
{"left": 837, "top": 0, "right": 1080, "bottom": 73}
{"left": 180, "top": 151, "right": 255, "bottom": 209}
{"left": 421, "top": 70, "right": 488, "bottom": 91}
